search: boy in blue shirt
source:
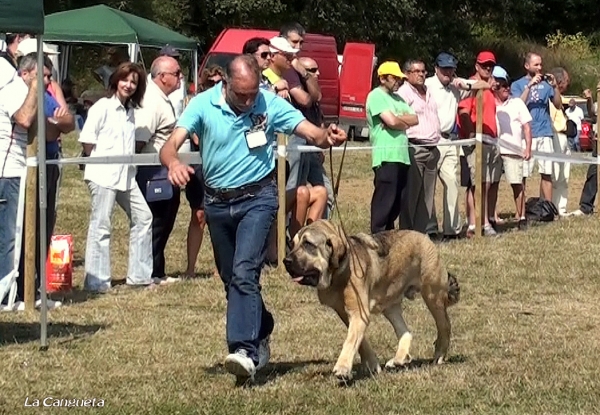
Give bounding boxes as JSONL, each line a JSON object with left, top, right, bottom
{"left": 510, "top": 52, "right": 563, "bottom": 202}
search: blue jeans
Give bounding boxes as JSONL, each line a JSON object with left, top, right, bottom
{"left": 204, "top": 180, "right": 278, "bottom": 365}
{"left": 0, "top": 177, "right": 20, "bottom": 299}
{"left": 568, "top": 131, "right": 581, "bottom": 152}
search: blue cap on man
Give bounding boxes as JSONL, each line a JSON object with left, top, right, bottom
{"left": 435, "top": 52, "right": 458, "bottom": 69}
{"left": 492, "top": 66, "right": 509, "bottom": 81}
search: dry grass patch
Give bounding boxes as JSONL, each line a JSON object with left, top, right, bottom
{"left": 1, "top": 138, "right": 600, "bottom": 414}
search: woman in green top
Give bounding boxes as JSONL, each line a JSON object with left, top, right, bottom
{"left": 366, "top": 61, "right": 419, "bottom": 234}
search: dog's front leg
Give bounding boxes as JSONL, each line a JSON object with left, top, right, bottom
{"left": 332, "top": 310, "right": 369, "bottom": 381}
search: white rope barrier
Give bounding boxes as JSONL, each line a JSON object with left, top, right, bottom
{"left": 28, "top": 136, "right": 597, "bottom": 167}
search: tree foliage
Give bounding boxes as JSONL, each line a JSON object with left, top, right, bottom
{"left": 43, "top": 0, "right": 600, "bottom": 89}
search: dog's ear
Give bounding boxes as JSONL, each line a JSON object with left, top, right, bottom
{"left": 326, "top": 226, "right": 348, "bottom": 268}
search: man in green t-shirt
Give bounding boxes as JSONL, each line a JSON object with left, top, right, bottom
{"left": 366, "top": 61, "right": 419, "bottom": 234}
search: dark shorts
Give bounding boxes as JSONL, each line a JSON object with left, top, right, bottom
{"left": 185, "top": 165, "right": 205, "bottom": 210}
{"left": 460, "top": 155, "right": 472, "bottom": 188}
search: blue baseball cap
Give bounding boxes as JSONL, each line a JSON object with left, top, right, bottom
{"left": 492, "top": 66, "right": 509, "bottom": 81}
{"left": 435, "top": 52, "right": 458, "bottom": 69}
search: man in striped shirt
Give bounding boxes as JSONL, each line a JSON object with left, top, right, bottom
{"left": 396, "top": 59, "right": 442, "bottom": 236}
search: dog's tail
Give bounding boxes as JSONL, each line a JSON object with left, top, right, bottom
{"left": 447, "top": 272, "right": 460, "bottom": 306}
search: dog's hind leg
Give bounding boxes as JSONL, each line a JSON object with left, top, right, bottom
{"left": 421, "top": 283, "right": 452, "bottom": 364}
{"left": 383, "top": 303, "right": 413, "bottom": 369}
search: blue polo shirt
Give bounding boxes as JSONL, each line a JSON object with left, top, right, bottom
{"left": 510, "top": 77, "right": 555, "bottom": 138}
{"left": 177, "top": 81, "right": 305, "bottom": 189}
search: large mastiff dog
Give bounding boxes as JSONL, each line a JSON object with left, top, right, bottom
{"left": 283, "top": 220, "right": 460, "bottom": 381}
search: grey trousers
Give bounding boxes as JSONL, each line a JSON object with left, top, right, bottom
{"left": 400, "top": 145, "right": 440, "bottom": 234}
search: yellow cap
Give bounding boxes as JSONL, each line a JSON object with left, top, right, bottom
{"left": 377, "top": 61, "right": 406, "bottom": 78}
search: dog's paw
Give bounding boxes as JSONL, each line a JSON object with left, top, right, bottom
{"left": 385, "top": 354, "right": 412, "bottom": 369}
{"left": 432, "top": 355, "right": 446, "bottom": 365}
{"left": 364, "top": 360, "right": 381, "bottom": 375}
{"left": 332, "top": 364, "right": 353, "bottom": 381}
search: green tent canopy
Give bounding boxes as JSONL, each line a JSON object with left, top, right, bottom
{"left": 0, "top": 0, "right": 44, "bottom": 34}
{"left": 44, "top": 4, "right": 197, "bottom": 50}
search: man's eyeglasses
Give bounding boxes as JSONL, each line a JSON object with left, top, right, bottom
{"left": 259, "top": 51, "right": 273, "bottom": 59}
{"left": 163, "top": 70, "right": 182, "bottom": 77}
{"left": 305, "top": 67, "right": 319, "bottom": 73}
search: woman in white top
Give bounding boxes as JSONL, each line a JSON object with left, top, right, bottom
{"left": 78, "top": 62, "right": 155, "bottom": 292}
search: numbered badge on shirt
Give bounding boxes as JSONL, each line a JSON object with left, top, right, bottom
{"left": 245, "top": 129, "right": 268, "bottom": 149}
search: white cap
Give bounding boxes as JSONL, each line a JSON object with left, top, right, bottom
{"left": 269, "top": 36, "right": 299, "bottom": 54}
{"left": 16, "top": 38, "right": 60, "bottom": 57}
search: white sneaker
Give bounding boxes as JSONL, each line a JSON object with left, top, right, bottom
{"left": 152, "top": 276, "right": 181, "bottom": 285}
{"left": 224, "top": 349, "right": 256, "bottom": 379}
{"left": 256, "top": 337, "right": 271, "bottom": 371}
{"left": 569, "top": 209, "right": 589, "bottom": 217}
{"left": 3, "top": 299, "right": 61, "bottom": 312}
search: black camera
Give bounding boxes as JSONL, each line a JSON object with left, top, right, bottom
{"left": 543, "top": 74, "right": 552, "bottom": 82}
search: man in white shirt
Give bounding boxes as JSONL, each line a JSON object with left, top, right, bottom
{"left": 158, "top": 45, "right": 186, "bottom": 119}
{"left": 423, "top": 52, "right": 464, "bottom": 240}
{"left": 570, "top": 83, "right": 599, "bottom": 216}
{"left": 135, "top": 56, "right": 183, "bottom": 284}
{"left": 0, "top": 53, "right": 68, "bottom": 310}
{"left": 493, "top": 66, "right": 532, "bottom": 230}
{"left": 565, "top": 98, "right": 584, "bottom": 152}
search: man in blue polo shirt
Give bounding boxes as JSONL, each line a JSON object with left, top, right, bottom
{"left": 510, "top": 52, "right": 562, "bottom": 202}
{"left": 159, "top": 54, "right": 347, "bottom": 382}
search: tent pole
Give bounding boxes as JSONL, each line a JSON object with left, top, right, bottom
{"left": 37, "top": 38, "right": 49, "bottom": 349}
{"left": 193, "top": 49, "right": 198, "bottom": 95}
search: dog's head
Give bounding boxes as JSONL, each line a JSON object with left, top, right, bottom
{"left": 283, "top": 220, "right": 348, "bottom": 289}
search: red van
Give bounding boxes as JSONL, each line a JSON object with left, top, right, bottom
{"left": 199, "top": 28, "right": 339, "bottom": 124}
{"left": 338, "top": 42, "right": 377, "bottom": 139}
{"left": 199, "top": 28, "right": 376, "bottom": 139}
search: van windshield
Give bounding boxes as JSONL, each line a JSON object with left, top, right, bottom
{"left": 203, "top": 53, "right": 238, "bottom": 72}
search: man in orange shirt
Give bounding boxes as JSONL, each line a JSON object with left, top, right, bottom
{"left": 458, "top": 51, "right": 501, "bottom": 237}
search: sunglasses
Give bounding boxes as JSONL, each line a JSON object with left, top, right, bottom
{"left": 163, "top": 69, "right": 182, "bottom": 77}
{"left": 305, "top": 67, "right": 319, "bottom": 73}
{"left": 259, "top": 51, "right": 273, "bottom": 59}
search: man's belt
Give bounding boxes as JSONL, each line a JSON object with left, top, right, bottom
{"left": 409, "top": 138, "right": 437, "bottom": 151}
{"left": 204, "top": 170, "right": 275, "bottom": 201}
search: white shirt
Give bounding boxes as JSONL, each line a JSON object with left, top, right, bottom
{"left": 135, "top": 80, "right": 177, "bottom": 154}
{"left": 496, "top": 97, "right": 532, "bottom": 156}
{"left": 424, "top": 75, "right": 461, "bottom": 134}
{"left": 565, "top": 105, "right": 584, "bottom": 131}
{"left": 78, "top": 96, "right": 138, "bottom": 191}
{"left": 0, "top": 57, "right": 17, "bottom": 91}
{"left": 0, "top": 77, "right": 29, "bottom": 178}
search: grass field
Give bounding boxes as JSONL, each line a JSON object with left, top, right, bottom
{"left": 1, "top": 136, "right": 600, "bottom": 415}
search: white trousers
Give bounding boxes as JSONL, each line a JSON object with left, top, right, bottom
{"left": 551, "top": 132, "right": 570, "bottom": 215}
{"left": 83, "top": 181, "right": 153, "bottom": 291}
{"left": 428, "top": 137, "right": 461, "bottom": 235}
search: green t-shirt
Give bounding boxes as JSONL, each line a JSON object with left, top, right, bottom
{"left": 366, "top": 87, "right": 413, "bottom": 168}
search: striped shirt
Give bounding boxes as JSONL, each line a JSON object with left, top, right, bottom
{"left": 397, "top": 82, "right": 441, "bottom": 144}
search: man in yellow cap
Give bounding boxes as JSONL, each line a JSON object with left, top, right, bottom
{"left": 366, "top": 61, "right": 419, "bottom": 234}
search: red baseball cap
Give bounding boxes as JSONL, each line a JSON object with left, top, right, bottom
{"left": 476, "top": 51, "right": 496, "bottom": 64}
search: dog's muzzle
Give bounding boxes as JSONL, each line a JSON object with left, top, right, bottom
{"left": 283, "top": 256, "right": 320, "bottom": 287}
